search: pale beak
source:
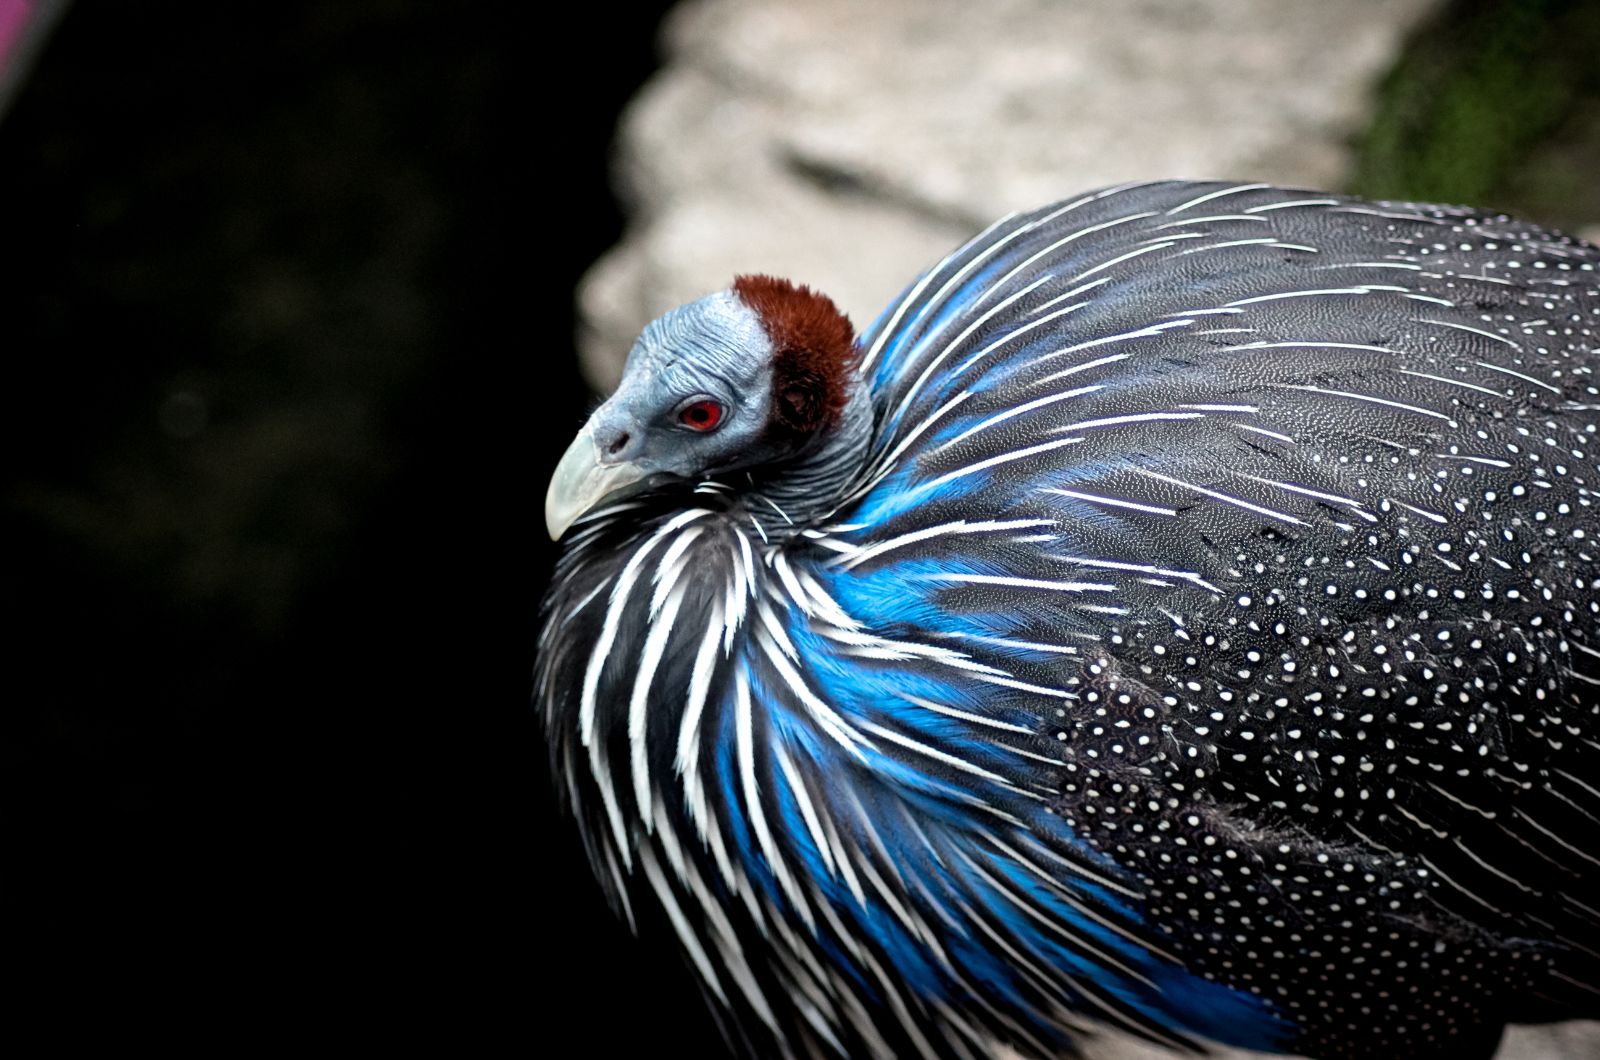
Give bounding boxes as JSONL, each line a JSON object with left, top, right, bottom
{"left": 545, "top": 429, "right": 649, "bottom": 540}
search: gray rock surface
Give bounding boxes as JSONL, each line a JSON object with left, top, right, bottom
{"left": 995, "top": 1020, "right": 1600, "bottom": 1060}
{"left": 579, "top": 0, "right": 1442, "bottom": 387}
{"left": 579, "top": 2, "right": 1600, "bottom": 1056}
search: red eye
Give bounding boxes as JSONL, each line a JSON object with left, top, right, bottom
{"left": 678, "top": 399, "right": 725, "bottom": 432}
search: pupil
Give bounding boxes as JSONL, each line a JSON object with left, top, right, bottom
{"left": 683, "top": 401, "right": 720, "bottom": 430}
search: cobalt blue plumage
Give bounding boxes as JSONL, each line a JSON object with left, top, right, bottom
{"left": 535, "top": 181, "right": 1600, "bottom": 1059}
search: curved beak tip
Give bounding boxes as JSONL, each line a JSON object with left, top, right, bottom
{"left": 545, "top": 430, "right": 648, "bottom": 541}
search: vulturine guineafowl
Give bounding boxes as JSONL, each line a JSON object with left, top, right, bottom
{"left": 536, "top": 181, "right": 1600, "bottom": 1059}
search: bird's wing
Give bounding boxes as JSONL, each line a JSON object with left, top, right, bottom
{"left": 810, "top": 180, "right": 1600, "bottom": 1043}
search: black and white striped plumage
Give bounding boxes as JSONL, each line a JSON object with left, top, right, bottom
{"left": 536, "top": 181, "right": 1600, "bottom": 1059}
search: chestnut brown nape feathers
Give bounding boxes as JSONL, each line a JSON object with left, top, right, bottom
{"left": 733, "top": 274, "right": 858, "bottom": 437}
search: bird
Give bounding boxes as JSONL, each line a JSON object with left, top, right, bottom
{"left": 534, "top": 180, "right": 1600, "bottom": 1060}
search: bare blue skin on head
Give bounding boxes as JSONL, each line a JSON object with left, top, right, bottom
{"left": 546, "top": 291, "right": 777, "bottom": 539}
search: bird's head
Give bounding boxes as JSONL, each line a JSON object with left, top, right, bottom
{"left": 546, "top": 275, "right": 857, "bottom": 539}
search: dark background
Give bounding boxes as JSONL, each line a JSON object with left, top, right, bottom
{"left": 8, "top": 1, "right": 724, "bottom": 1050}
{"left": 10, "top": 0, "right": 1600, "bottom": 1052}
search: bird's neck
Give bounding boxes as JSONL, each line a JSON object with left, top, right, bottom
{"left": 745, "top": 375, "right": 872, "bottom": 538}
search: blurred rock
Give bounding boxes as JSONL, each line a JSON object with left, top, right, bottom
{"left": 1500, "top": 1021, "right": 1600, "bottom": 1060}
{"left": 579, "top": 0, "right": 1440, "bottom": 387}
{"left": 1012, "top": 1020, "right": 1600, "bottom": 1060}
